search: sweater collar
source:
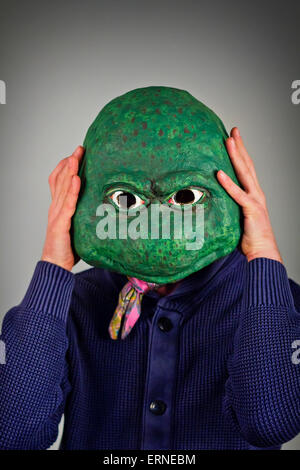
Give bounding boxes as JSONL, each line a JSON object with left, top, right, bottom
{"left": 150, "top": 247, "right": 245, "bottom": 316}
{"left": 106, "top": 247, "right": 245, "bottom": 317}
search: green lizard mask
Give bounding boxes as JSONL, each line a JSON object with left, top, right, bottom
{"left": 72, "top": 86, "right": 242, "bottom": 283}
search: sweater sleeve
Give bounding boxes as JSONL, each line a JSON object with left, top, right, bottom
{"left": 224, "top": 257, "right": 300, "bottom": 447}
{"left": 0, "top": 261, "right": 74, "bottom": 450}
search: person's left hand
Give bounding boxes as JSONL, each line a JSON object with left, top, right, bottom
{"left": 217, "top": 127, "right": 283, "bottom": 264}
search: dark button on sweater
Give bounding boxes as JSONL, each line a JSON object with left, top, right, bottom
{"left": 157, "top": 316, "right": 173, "bottom": 332}
{"left": 149, "top": 400, "right": 167, "bottom": 415}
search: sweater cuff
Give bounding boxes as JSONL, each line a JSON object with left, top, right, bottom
{"left": 19, "top": 261, "right": 75, "bottom": 322}
{"left": 246, "top": 257, "right": 295, "bottom": 309}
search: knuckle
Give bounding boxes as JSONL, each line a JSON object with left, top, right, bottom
{"left": 65, "top": 201, "right": 76, "bottom": 214}
{"left": 64, "top": 200, "right": 74, "bottom": 211}
{"left": 62, "top": 201, "right": 74, "bottom": 213}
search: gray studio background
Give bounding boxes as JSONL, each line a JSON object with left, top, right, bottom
{"left": 0, "top": 0, "right": 299, "bottom": 450}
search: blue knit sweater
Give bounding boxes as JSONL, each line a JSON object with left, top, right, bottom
{"left": 0, "top": 248, "right": 300, "bottom": 450}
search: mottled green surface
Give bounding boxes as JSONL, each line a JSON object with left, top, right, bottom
{"left": 72, "top": 86, "right": 242, "bottom": 283}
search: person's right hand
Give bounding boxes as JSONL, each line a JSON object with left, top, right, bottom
{"left": 41, "top": 146, "right": 85, "bottom": 271}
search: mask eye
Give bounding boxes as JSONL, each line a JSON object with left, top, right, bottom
{"left": 110, "top": 190, "right": 145, "bottom": 209}
{"left": 168, "top": 188, "right": 204, "bottom": 206}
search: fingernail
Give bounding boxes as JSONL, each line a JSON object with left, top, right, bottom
{"left": 218, "top": 170, "right": 226, "bottom": 178}
{"left": 235, "top": 127, "right": 240, "bottom": 137}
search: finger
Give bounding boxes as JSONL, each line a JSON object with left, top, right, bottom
{"left": 72, "top": 145, "right": 85, "bottom": 163}
{"left": 217, "top": 170, "right": 251, "bottom": 208}
{"left": 230, "top": 128, "right": 255, "bottom": 172}
{"left": 54, "top": 158, "right": 74, "bottom": 206}
{"left": 67, "top": 146, "right": 85, "bottom": 175}
{"left": 48, "top": 158, "right": 68, "bottom": 199}
{"left": 230, "top": 127, "right": 260, "bottom": 186}
{"left": 49, "top": 146, "right": 84, "bottom": 200}
{"left": 54, "top": 175, "right": 81, "bottom": 232}
{"left": 61, "top": 175, "right": 81, "bottom": 217}
{"left": 53, "top": 145, "right": 83, "bottom": 199}
{"left": 225, "top": 137, "right": 257, "bottom": 193}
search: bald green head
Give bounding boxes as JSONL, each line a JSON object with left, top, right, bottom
{"left": 72, "top": 86, "right": 242, "bottom": 283}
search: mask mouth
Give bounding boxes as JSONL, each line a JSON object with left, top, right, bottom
{"left": 99, "top": 250, "right": 202, "bottom": 284}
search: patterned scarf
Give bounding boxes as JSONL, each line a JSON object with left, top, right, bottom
{"left": 109, "top": 277, "right": 159, "bottom": 340}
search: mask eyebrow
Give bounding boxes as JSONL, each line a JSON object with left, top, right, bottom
{"left": 101, "top": 168, "right": 215, "bottom": 199}
{"left": 152, "top": 169, "right": 214, "bottom": 195}
{"left": 102, "top": 172, "right": 153, "bottom": 197}
{"left": 160, "top": 169, "right": 212, "bottom": 177}
{"left": 103, "top": 171, "right": 150, "bottom": 182}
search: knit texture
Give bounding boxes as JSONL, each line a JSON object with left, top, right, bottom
{"left": 0, "top": 249, "right": 299, "bottom": 450}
